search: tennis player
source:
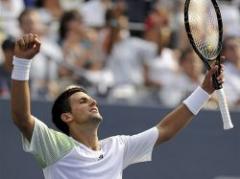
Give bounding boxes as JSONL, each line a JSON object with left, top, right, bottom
{"left": 11, "top": 34, "right": 224, "bottom": 179}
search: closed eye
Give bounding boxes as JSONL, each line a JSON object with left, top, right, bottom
{"left": 79, "top": 97, "right": 88, "bottom": 104}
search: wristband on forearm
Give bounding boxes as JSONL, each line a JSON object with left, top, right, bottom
{"left": 183, "top": 86, "right": 210, "bottom": 115}
{"left": 11, "top": 57, "right": 32, "bottom": 81}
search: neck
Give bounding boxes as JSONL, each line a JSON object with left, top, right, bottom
{"left": 70, "top": 125, "right": 100, "bottom": 151}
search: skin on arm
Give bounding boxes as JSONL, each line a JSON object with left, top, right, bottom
{"left": 155, "top": 64, "right": 224, "bottom": 145}
{"left": 11, "top": 33, "right": 41, "bottom": 141}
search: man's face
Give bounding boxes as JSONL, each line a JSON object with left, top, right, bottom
{"left": 68, "top": 92, "right": 103, "bottom": 125}
{"left": 20, "top": 12, "right": 44, "bottom": 35}
{"left": 223, "top": 39, "right": 240, "bottom": 63}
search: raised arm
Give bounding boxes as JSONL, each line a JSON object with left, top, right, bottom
{"left": 11, "top": 34, "right": 41, "bottom": 141}
{"left": 155, "top": 65, "right": 224, "bottom": 145}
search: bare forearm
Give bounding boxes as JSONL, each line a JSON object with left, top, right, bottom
{"left": 11, "top": 80, "right": 31, "bottom": 122}
{"left": 154, "top": 63, "right": 225, "bottom": 146}
{"left": 155, "top": 86, "right": 211, "bottom": 145}
{"left": 156, "top": 104, "right": 193, "bottom": 145}
{"left": 11, "top": 79, "right": 35, "bottom": 141}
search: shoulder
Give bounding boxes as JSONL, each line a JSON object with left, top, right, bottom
{"left": 101, "top": 135, "right": 130, "bottom": 147}
{"left": 33, "top": 118, "right": 75, "bottom": 147}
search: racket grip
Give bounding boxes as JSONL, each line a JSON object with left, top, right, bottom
{"left": 216, "top": 89, "right": 233, "bottom": 130}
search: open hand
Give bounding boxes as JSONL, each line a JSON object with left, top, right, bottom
{"left": 14, "top": 33, "right": 41, "bottom": 59}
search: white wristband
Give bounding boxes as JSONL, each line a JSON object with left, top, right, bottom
{"left": 11, "top": 57, "right": 32, "bottom": 81}
{"left": 183, "top": 86, "right": 210, "bottom": 115}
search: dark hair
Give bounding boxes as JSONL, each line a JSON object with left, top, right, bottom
{"left": 1, "top": 36, "right": 15, "bottom": 51}
{"left": 59, "top": 10, "right": 82, "bottom": 42}
{"left": 51, "top": 86, "right": 87, "bottom": 135}
{"left": 35, "top": 0, "right": 43, "bottom": 8}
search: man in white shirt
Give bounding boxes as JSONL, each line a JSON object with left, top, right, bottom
{"left": 11, "top": 33, "right": 224, "bottom": 179}
{"left": 222, "top": 36, "right": 240, "bottom": 108}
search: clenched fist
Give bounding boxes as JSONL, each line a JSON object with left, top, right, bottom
{"left": 14, "top": 33, "right": 41, "bottom": 59}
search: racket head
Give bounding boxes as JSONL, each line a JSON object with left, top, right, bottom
{"left": 184, "top": 0, "right": 223, "bottom": 68}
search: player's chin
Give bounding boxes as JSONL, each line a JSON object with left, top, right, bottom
{"left": 91, "top": 113, "right": 103, "bottom": 122}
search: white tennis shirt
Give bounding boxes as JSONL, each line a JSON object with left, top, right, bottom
{"left": 22, "top": 118, "right": 159, "bottom": 179}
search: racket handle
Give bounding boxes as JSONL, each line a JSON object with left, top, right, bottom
{"left": 216, "top": 89, "right": 233, "bottom": 130}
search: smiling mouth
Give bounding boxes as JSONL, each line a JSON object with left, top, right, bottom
{"left": 90, "top": 108, "right": 98, "bottom": 113}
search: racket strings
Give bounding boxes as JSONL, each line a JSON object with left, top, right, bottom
{"left": 188, "top": 0, "right": 220, "bottom": 59}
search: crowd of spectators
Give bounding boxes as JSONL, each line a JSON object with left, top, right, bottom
{"left": 0, "top": 0, "right": 240, "bottom": 109}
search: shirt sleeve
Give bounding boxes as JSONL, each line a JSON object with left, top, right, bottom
{"left": 120, "top": 127, "right": 159, "bottom": 169}
{"left": 22, "top": 117, "right": 75, "bottom": 168}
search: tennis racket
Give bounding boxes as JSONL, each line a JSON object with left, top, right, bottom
{"left": 184, "top": 0, "right": 233, "bottom": 129}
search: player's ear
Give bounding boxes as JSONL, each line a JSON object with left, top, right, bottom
{"left": 61, "top": 113, "right": 73, "bottom": 123}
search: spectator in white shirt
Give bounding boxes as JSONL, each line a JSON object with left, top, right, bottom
{"left": 222, "top": 36, "right": 240, "bottom": 108}
{"left": 0, "top": 0, "right": 25, "bottom": 37}
{"left": 18, "top": 8, "right": 63, "bottom": 99}
{"left": 219, "top": 0, "right": 240, "bottom": 37}
{"left": 103, "top": 9, "right": 157, "bottom": 102}
{"left": 159, "top": 48, "right": 204, "bottom": 107}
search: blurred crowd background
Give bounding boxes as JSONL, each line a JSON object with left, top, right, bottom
{"left": 0, "top": 0, "right": 240, "bottom": 109}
